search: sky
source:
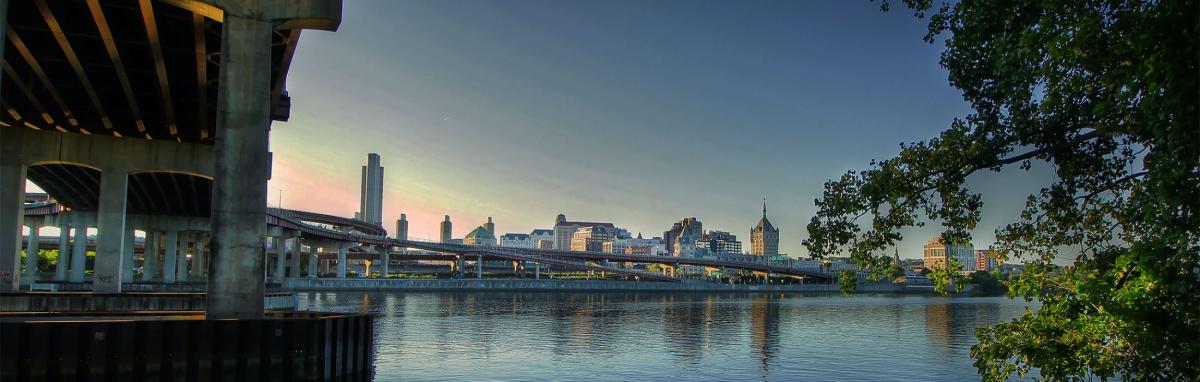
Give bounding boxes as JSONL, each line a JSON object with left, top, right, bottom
{"left": 260, "top": 0, "right": 1052, "bottom": 259}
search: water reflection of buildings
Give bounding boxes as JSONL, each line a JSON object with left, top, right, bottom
{"left": 661, "top": 294, "right": 708, "bottom": 362}
{"left": 924, "top": 301, "right": 1003, "bottom": 358}
{"left": 750, "top": 294, "right": 781, "bottom": 370}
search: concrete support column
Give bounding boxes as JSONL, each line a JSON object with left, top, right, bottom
{"left": 208, "top": 14, "right": 273, "bottom": 319}
{"left": 69, "top": 227, "right": 88, "bottom": 283}
{"left": 0, "top": 146, "right": 25, "bottom": 292}
{"left": 308, "top": 247, "right": 318, "bottom": 278}
{"left": 336, "top": 244, "right": 347, "bottom": 279}
{"left": 274, "top": 237, "right": 285, "bottom": 282}
{"left": 535, "top": 262, "right": 540, "bottom": 279}
{"left": 120, "top": 228, "right": 135, "bottom": 283}
{"left": 162, "top": 230, "right": 178, "bottom": 284}
{"left": 288, "top": 236, "right": 300, "bottom": 277}
{"left": 21, "top": 220, "right": 43, "bottom": 287}
{"left": 93, "top": 169, "right": 129, "bottom": 293}
{"left": 143, "top": 231, "right": 159, "bottom": 282}
{"left": 380, "top": 249, "right": 390, "bottom": 278}
{"left": 176, "top": 233, "right": 192, "bottom": 282}
{"left": 476, "top": 255, "right": 483, "bottom": 279}
{"left": 194, "top": 234, "right": 208, "bottom": 277}
{"left": 55, "top": 225, "right": 71, "bottom": 281}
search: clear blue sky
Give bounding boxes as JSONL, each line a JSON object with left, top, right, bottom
{"left": 268, "top": 0, "right": 1050, "bottom": 259}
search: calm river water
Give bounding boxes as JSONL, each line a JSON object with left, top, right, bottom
{"left": 296, "top": 292, "right": 1032, "bottom": 381}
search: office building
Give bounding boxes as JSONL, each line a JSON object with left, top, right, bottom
{"left": 923, "top": 237, "right": 976, "bottom": 272}
{"left": 699, "top": 230, "right": 742, "bottom": 254}
{"left": 500, "top": 233, "right": 533, "bottom": 248}
{"left": 553, "top": 214, "right": 615, "bottom": 250}
{"left": 395, "top": 214, "right": 408, "bottom": 240}
{"left": 440, "top": 215, "right": 453, "bottom": 243}
{"left": 570, "top": 225, "right": 615, "bottom": 252}
{"left": 751, "top": 201, "right": 779, "bottom": 256}
{"left": 357, "top": 153, "right": 384, "bottom": 225}
{"left": 975, "top": 249, "right": 1000, "bottom": 272}
{"left": 663, "top": 217, "right": 703, "bottom": 256}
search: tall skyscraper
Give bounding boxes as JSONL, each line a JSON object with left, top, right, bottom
{"left": 440, "top": 215, "right": 453, "bottom": 243}
{"left": 357, "top": 153, "right": 384, "bottom": 225}
{"left": 395, "top": 214, "right": 408, "bottom": 241}
{"left": 751, "top": 200, "right": 779, "bottom": 256}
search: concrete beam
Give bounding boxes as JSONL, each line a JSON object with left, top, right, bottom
{"left": 0, "top": 128, "right": 214, "bottom": 176}
{"left": 209, "top": 0, "right": 343, "bottom": 31}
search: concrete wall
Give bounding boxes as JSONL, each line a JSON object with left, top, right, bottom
{"left": 0, "top": 292, "right": 296, "bottom": 312}
{"left": 283, "top": 278, "right": 909, "bottom": 293}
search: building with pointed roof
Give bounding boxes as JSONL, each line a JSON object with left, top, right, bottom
{"left": 751, "top": 199, "right": 779, "bottom": 256}
{"left": 464, "top": 225, "right": 496, "bottom": 246}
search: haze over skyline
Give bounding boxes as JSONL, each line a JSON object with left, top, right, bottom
{"left": 260, "top": 0, "right": 1050, "bottom": 258}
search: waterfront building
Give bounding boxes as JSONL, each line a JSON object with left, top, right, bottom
{"left": 923, "top": 237, "right": 977, "bottom": 272}
{"left": 536, "top": 239, "right": 555, "bottom": 250}
{"left": 395, "top": 214, "right": 408, "bottom": 240}
{"left": 750, "top": 201, "right": 779, "bottom": 256}
{"left": 530, "top": 229, "right": 554, "bottom": 246}
{"left": 603, "top": 238, "right": 630, "bottom": 254}
{"left": 620, "top": 236, "right": 665, "bottom": 256}
{"left": 699, "top": 230, "right": 742, "bottom": 254}
{"left": 975, "top": 249, "right": 1000, "bottom": 272}
{"left": 553, "top": 214, "right": 615, "bottom": 250}
{"left": 500, "top": 233, "right": 533, "bottom": 248}
{"left": 484, "top": 217, "right": 495, "bottom": 235}
{"left": 571, "top": 225, "right": 615, "bottom": 252}
{"left": 663, "top": 217, "right": 703, "bottom": 256}
{"left": 440, "top": 215, "right": 453, "bottom": 243}
{"left": 357, "top": 153, "right": 384, "bottom": 225}
{"left": 464, "top": 226, "right": 496, "bottom": 246}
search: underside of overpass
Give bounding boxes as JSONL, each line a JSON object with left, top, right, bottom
{"left": 2, "top": 0, "right": 298, "bottom": 141}
{"left": 1, "top": 0, "right": 344, "bottom": 321}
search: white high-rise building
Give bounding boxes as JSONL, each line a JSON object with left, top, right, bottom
{"left": 358, "top": 153, "right": 384, "bottom": 225}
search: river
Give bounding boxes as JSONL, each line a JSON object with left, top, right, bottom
{"left": 297, "top": 292, "right": 1032, "bottom": 381}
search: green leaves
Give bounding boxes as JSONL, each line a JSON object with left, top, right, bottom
{"left": 807, "top": 0, "right": 1199, "bottom": 379}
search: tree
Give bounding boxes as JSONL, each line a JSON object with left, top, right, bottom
{"left": 968, "top": 270, "right": 1008, "bottom": 297}
{"left": 804, "top": 0, "right": 1198, "bottom": 380}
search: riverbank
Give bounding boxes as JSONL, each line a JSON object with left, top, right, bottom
{"left": 282, "top": 277, "right": 928, "bottom": 293}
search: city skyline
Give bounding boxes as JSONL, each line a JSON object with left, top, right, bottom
{"left": 258, "top": 0, "right": 1055, "bottom": 260}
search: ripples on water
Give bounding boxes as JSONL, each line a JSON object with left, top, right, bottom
{"left": 297, "top": 292, "right": 1032, "bottom": 381}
